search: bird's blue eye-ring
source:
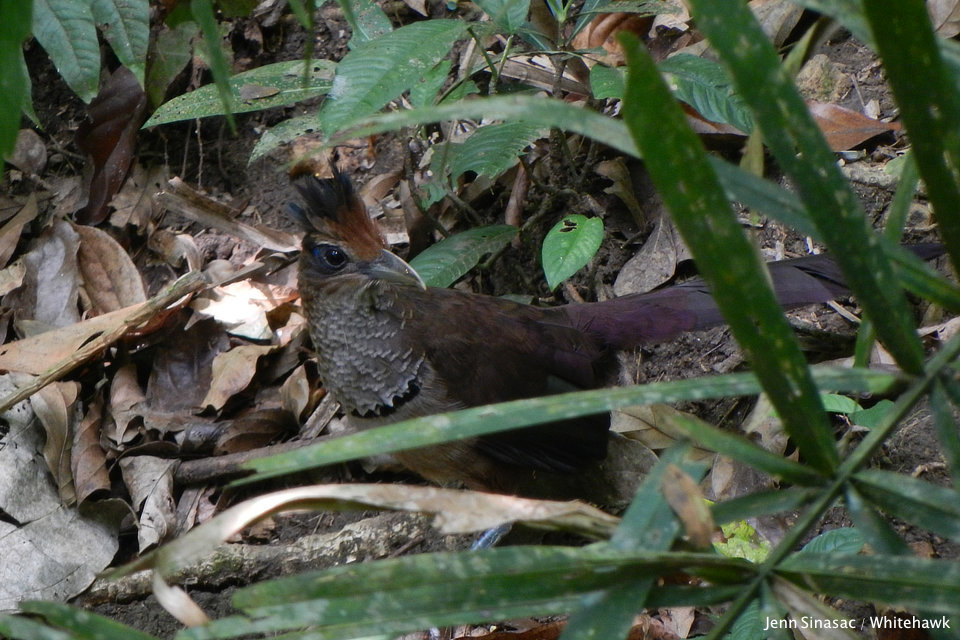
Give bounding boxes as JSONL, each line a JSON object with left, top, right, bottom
{"left": 311, "top": 243, "right": 349, "bottom": 272}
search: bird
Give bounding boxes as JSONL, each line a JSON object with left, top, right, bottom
{"left": 287, "top": 167, "right": 919, "bottom": 502}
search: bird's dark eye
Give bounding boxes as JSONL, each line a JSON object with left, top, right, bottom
{"left": 311, "top": 244, "right": 349, "bottom": 272}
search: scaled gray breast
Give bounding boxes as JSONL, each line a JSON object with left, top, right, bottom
{"left": 303, "top": 284, "right": 423, "bottom": 417}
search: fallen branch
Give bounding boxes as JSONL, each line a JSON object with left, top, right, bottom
{"left": 0, "top": 271, "right": 208, "bottom": 413}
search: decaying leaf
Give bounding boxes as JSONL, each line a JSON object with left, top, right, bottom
{"left": 661, "top": 463, "right": 713, "bottom": 548}
{"left": 76, "top": 67, "right": 149, "bottom": 224}
{"left": 30, "top": 381, "right": 79, "bottom": 505}
{"left": 0, "top": 376, "right": 120, "bottom": 611}
{"left": 73, "top": 222, "right": 147, "bottom": 314}
{"left": 807, "top": 100, "right": 901, "bottom": 151}
{"left": 16, "top": 219, "right": 81, "bottom": 334}
{"left": 280, "top": 364, "right": 311, "bottom": 420}
{"left": 146, "top": 318, "right": 230, "bottom": 413}
{"left": 72, "top": 398, "right": 111, "bottom": 504}
{"left": 117, "top": 483, "right": 621, "bottom": 582}
{"left": 213, "top": 408, "right": 297, "bottom": 455}
{"left": 109, "top": 163, "right": 168, "bottom": 230}
{"left": 192, "top": 279, "right": 299, "bottom": 340}
{"left": 120, "top": 456, "right": 177, "bottom": 552}
{"left": 613, "top": 215, "right": 689, "bottom": 296}
{"left": 202, "top": 343, "right": 278, "bottom": 411}
{"left": 0, "top": 194, "right": 39, "bottom": 269}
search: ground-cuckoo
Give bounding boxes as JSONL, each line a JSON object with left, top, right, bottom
{"left": 289, "top": 168, "right": 903, "bottom": 500}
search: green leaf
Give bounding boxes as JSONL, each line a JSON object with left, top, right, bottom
{"left": 861, "top": 0, "right": 960, "bottom": 283}
{"left": 848, "top": 399, "right": 893, "bottom": 429}
{"left": 852, "top": 469, "right": 960, "bottom": 544}
{"left": 662, "top": 413, "right": 825, "bottom": 486}
{"left": 32, "top": 0, "right": 100, "bottom": 102}
{"left": 191, "top": 0, "right": 236, "bottom": 129}
{"left": 15, "top": 601, "right": 160, "bottom": 640}
{"left": 410, "top": 60, "right": 450, "bottom": 108}
{"left": 188, "top": 547, "right": 747, "bottom": 640}
{"left": 724, "top": 600, "right": 764, "bottom": 640}
{"left": 563, "top": 447, "right": 704, "bottom": 640}
{"left": 319, "top": 20, "right": 468, "bottom": 135}
{"left": 90, "top": 0, "right": 149, "bottom": 85}
{"left": 338, "top": 0, "right": 392, "bottom": 45}
{"left": 0, "top": 613, "right": 74, "bottom": 640}
{"left": 590, "top": 64, "right": 625, "bottom": 100}
{"left": 620, "top": 35, "right": 839, "bottom": 474}
{"left": 797, "top": 528, "right": 865, "bottom": 555}
{"left": 249, "top": 115, "right": 321, "bottom": 163}
{"left": 334, "top": 94, "right": 640, "bottom": 158}
{"left": 714, "top": 520, "right": 772, "bottom": 563}
{"left": 144, "top": 59, "right": 336, "bottom": 127}
{"left": 689, "top": 0, "right": 926, "bottom": 375}
{"left": 144, "top": 19, "right": 197, "bottom": 108}
{"left": 474, "top": 0, "right": 530, "bottom": 32}
{"left": 819, "top": 393, "right": 862, "bottom": 414}
{"left": 711, "top": 487, "right": 816, "bottom": 525}
{"left": 777, "top": 554, "right": 960, "bottom": 614}
{"left": 446, "top": 122, "right": 541, "bottom": 182}
{"left": 238, "top": 366, "right": 895, "bottom": 485}
{"left": 409, "top": 225, "right": 518, "bottom": 288}
{"left": 542, "top": 214, "right": 603, "bottom": 290}
{"left": 0, "top": 3, "right": 32, "bottom": 156}
{"left": 658, "top": 54, "right": 754, "bottom": 134}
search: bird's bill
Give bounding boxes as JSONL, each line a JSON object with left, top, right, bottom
{"left": 365, "top": 249, "right": 427, "bottom": 289}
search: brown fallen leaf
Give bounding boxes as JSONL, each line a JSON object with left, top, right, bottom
{"left": 0, "top": 194, "right": 39, "bottom": 268}
{"left": 72, "top": 398, "right": 111, "bottom": 503}
{"left": 73, "top": 222, "right": 147, "bottom": 314}
{"left": 17, "top": 218, "right": 81, "bottom": 333}
{"left": 201, "top": 343, "right": 278, "bottom": 411}
{"left": 30, "top": 381, "right": 79, "bottom": 505}
{"left": 76, "top": 67, "right": 148, "bottom": 224}
{"left": 807, "top": 100, "right": 901, "bottom": 151}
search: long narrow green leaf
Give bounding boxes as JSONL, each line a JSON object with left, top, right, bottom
{"left": 183, "top": 548, "right": 750, "bottom": 640}
{"left": 777, "top": 553, "right": 960, "bottom": 614}
{"left": 663, "top": 413, "right": 825, "bottom": 486}
{"left": 331, "top": 94, "right": 641, "bottom": 157}
{"left": 711, "top": 487, "right": 815, "bottom": 525}
{"left": 0, "top": 3, "right": 32, "bottom": 156}
{"left": 843, "top": 484, "right": 909, "bottom": 555}
{"left": 0, "top": 614, "right": 74, "bottom": 640}
{"left": 190, "top": 0, "right": 236, "bottom": 130}
{"left": 711, "top": 158, "right": 960, "bottom": 312}
{"left": 932, "top": 379, "right": 960, "bottom": 487}
{"left": 562, "top": 447, "right": 704, "bottom": 640}
{"left": 238, "top": 366, "right": 897, "bottom": 485}
{"left": 619, "top": 34, "right": 838, "bottom": 474}
{"left": 688, "top": 0, "right": 925, "bottom": 375}
{"left": 16, "top": 602, "right": 159, "bottom": 640}
{"left": 144, "top": 59, "right": 336, "bottom": 127}
{"left": 861, "top": 1, "right": 960, "bottom": 278}
{"left": 852, "top": 469, "right": 960, "bottom": 543}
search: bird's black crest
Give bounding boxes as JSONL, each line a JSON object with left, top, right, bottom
{"left": 289, "top": 168, "right": 356, "bottom": 232}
